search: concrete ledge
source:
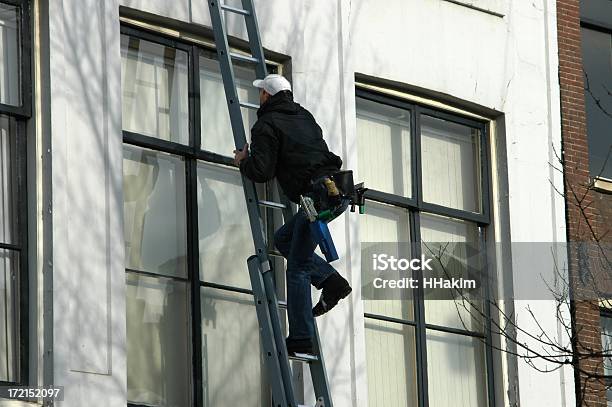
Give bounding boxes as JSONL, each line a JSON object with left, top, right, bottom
{"left": 594, "top": 177, "right": 612, "bottom": 194}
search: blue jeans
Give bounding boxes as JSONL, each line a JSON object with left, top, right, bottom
{"left": 274, "top": 209, "right": 337, "bottom": 341}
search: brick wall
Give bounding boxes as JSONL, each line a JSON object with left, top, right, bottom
{"left": 557, "top": 0, "right": 612, "bottom": 405}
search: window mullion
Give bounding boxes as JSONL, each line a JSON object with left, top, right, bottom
{"left": 191, "top": 46, "right": 201, "bottom": 151}
{"left": 16, "top": 120, "right": 28, "bottom": 385}
{"left": 414, "top": 105, "right": 424, "bottom": 208}
{"left": 411, "top": 210, "right": 429, "bottom": 407}
{"left": 19, "top": 0, "right": 32, "bottom": 117}
{"left": 186, "top": 40, "right": 203, "bottom": 407}
{"left": 481, "top": 228, "right": 496, "bottom": 407}
{"left": 186, "top": 156, "right": 203, "bottom": 407}
{"left": 481, "top": 123, "right": 492, "bottom": 224}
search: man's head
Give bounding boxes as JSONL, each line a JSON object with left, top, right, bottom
{"left": 253, "top": 74, "right": 292, "bottom": 105}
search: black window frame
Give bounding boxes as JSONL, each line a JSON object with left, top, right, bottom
{"left": 120, "top": 23, "right": 278, "bottom": 407}
{"left": 0, "top": 0, "right": 30, "bottom": 388}
{"left": 0, "top": 0, "right": 31, "bottom": 119}
{"left": 356, "top": 87, "right": 495, "bottom": 407}
{"left": 600, "top": 308, "right": 612, "bottom": 405}
{"left": 0, "top": 0, "right": 32, "bottom": 386}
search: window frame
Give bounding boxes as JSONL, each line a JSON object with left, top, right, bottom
{"left": 0, "top": 0, "right": 30, "bottom": 388}
{"left": 356, "top": 88, "right": 491, "bottom": 224}
{"left": 600, "top": 308, "right": 612, "bottom": 406}
{"left": 120, "top": 23, "right": 277, "bottom": 407}
{"left": 356, "top": 87, "right": 495, "bottom": 407}
{"left": 579, "top": 2, "right": 612, "bottom": 181}
{"left": 0, "top": 0, "right": 32, "bottom": 118}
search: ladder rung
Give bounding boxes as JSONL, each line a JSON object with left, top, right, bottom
{"left": 268, "top": 249, "right": 284, "bottom": 258}
{"left": 229, "top": 52, "right": 260, "bottom": 64}
{"left": 240, "top": 101, "right": 260, "bottom": 110}
{"left": 258, "top": 200, "right": 286, "bottom": 210}
{"left": 220, "top": 4, "right": 250, "bottom": 15}
{"left": 277, "top": 300, "right": 287, "bottom": 309}
{"left": 289, "top": 353, "right": 319, "bottom": 363}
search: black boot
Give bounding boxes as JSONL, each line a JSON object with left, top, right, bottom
{"left": 313, "top": 272, "right": 352, "bottom": 317}
{"left": 286, "top": 337, "right": 314, "bottom": 355}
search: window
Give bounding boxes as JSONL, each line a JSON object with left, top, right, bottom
{"left": 0, "top": 0, "right": 30, "bottom": 387}
{"left": 580, "top": 0, "right": 612, "bottom": 180}
{"left": 601, "top": 312, "right": 612, "bottom": 406}
{"left": 121, "top": 25, "right": 272, "bottom": 407}
{"left": 0, "top": 3, "right": 21, "bottom": 106}
{"left": 357, "top": 89, "right": 493, "bottom": 407}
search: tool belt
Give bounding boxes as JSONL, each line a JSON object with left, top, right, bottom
{"left": 306, "top": 170, "right": 357, "bottom": 222}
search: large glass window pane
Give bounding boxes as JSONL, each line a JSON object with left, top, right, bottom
{"left": 360, "top": 200, "right": 411, "bottom": 243}
{"left": 426, "top": 330, "right": 488, "bottom": 407}
{"left": 420, "top": 115, "right": 482, "bottom": 213}
{"left": 123, "top": 145, "right": 187, "bottom": 278}
{"left": 0, "top": 4, "right": 20, "bottom": 106}
{"left": 360, "top": 200, "right": 413, "bottom": 320}
{"left": 580, "top": 0, "right": 612, "bottom": 26}
{"left": 421, "top": 213, "right": 484, "bottom": 332}
{"left": 121, "top": 35, "right": 189, "bottom": 145}
{"left": 0, "top": 115, "right": 17, "bottom": 244}
{"left": 200, "top": 55, "right": 258, "bottom": 155}
{"left": 581, "top": 27, "right": 612, "bottom": 179}
{"left": 197, "top": 162, "right": 255, "bottom": 289}
{"left": 126, "top": 273, "right": 191, "bottom": 407}
{"left": 356, "top": 97, "right": 412, "bottom": 197}
{"left": 365, "top": 319, "right": 418, "bottom": 407}
{"left": 201, "top": 287, "right": 269, "bottom": 407}
{"left": 0, "top": 248, "right": 18, "bottom": 382}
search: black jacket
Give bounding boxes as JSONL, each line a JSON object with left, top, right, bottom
{"left": 239, "top": 91, "right": 342, "bottom": 202}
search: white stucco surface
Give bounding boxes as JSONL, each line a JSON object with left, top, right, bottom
{"left": 47, "top": 0, "right": 127, "bottom": 405}
{"left": 38, "top": 0, "right": 573, "bottom": 405}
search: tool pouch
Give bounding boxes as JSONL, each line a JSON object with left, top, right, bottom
{"left": 310, "top": 176, "right": 341, "bottom": 213}
{"left": 331, "top": 170, "right": 355, "bottom": 197}
{"left": 309, "top": 169, "right": 365, "bottom": 223}
{"left": 310, "top": 172, "right": 354, "bottom": 222}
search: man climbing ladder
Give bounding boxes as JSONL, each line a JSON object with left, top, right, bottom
{"left": 207, "top": 1, "right": 366, "bottom": 405}
{"left": 233, "top": 74, "right": 353, "bottom": 356}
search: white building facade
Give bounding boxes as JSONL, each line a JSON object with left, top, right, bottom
{"left": 0, "top": 0, "right": 575, "bottom": 406}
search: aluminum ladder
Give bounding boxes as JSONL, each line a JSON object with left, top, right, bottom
{"left": 206, "top": 1, "right": 333, "bottom": 406}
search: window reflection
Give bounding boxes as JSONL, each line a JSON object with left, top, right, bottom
{"left": 121, "top": 35, "right": 189, "bottom": 145}
{"left": 0, "top": 4, "right": 20, "bottom": 106}
{"left": 123, "top": 145, "right": 187, "bottom": 278}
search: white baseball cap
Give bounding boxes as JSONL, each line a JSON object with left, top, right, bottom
{"left": 253, "top": 74, "right": 292, "bottom": 96}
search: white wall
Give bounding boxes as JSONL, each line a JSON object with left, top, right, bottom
{"left": 347, "top": 0, "right": 572, "bottom": 406}
{"left": 47, "top": 0, "right": 126, "bottom": 406}
{"left": 39, "top": 0, "right": 573, "bottom": 405}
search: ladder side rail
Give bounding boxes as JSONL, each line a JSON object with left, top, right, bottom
{"left": 234, "top": 1, "right": 307, "bottom": 402}
{"left": 248, "top": 256, "right": 290, "bottom": 407}
{"left": 262, "top": 263, "right": 299, "bottom": 405}
{"left": 207, "top": 2, "right": 299, "bottom": 405}
{"left": 310, "top": 320, "right": 334, "bottom": 407}
{"left": 240, "top": 0, "right": 268, "bottom": 79}
{"left": 207, "top": 1, "right": 269, "bottom": 266}
{"left": 208, "top": 3, "right": 335, "bottom": 406}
